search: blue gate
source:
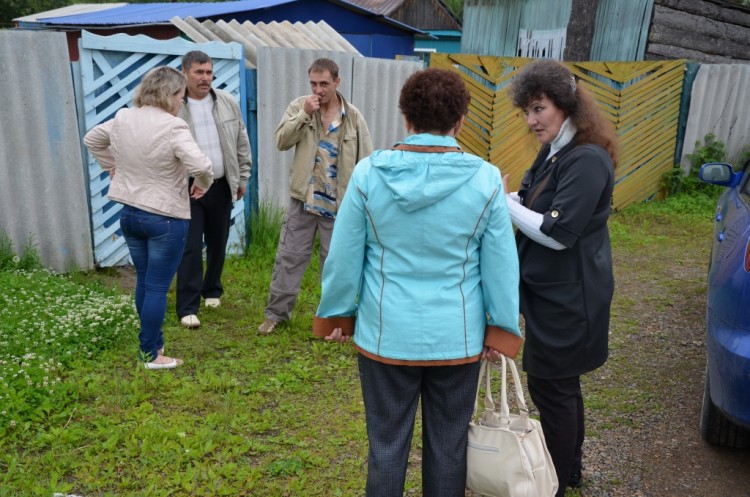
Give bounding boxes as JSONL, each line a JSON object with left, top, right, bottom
{"left": 78, "top": 30, "right": 246, "bottom": 266}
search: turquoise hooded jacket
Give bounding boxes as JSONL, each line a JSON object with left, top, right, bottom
{"left": 315, "top": 133, "right": 521, "bottom": 363}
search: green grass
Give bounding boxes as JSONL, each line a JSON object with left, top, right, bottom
{"left": 0, "top": 193, "right": 719, "bottom": 496}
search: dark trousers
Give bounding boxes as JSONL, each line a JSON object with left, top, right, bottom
{"left": 527, "top": 374, "right": 585, "bottom": 497}
{"left": 176, "top": 177, "right": 232, "bottom": 318}
{"left": 357, "top": 354, "right": 481, "bottom": 497}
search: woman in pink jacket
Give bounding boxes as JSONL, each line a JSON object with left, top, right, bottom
{"left": 84, "top": 66, "right": 213, "bottom": 370}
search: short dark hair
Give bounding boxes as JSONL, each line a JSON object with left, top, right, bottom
{"left": 308, "top": 58, "right": 339, "bottom": 79}
{"left": 181, "top": 50, "right": 213, "bottom": 72}
{"left": 398, "top": 68, "right": 470, "bottom": 134}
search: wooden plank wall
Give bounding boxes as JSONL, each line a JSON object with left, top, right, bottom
{"left": 394, "top": 0, "right": 461, "bottom": 30}
{"left": 430, "top": 53, "right": 686, "bottom": 211}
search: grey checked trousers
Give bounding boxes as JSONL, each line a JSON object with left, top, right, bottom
{"left": 357, "top": 354, "right": 481, "bottom": 497}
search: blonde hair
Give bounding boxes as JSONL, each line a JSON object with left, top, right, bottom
{"left": 133, "top": 66, "right": 186, "bottom": 113}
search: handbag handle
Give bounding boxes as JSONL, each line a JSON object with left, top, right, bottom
{"left": 472, "top": 358, "right": 531, "bottom": 428}
{"left": 500, "top": 355, "right": 531, "bottom": 424}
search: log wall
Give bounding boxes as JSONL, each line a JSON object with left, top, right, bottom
{"left": 647, "top": 0, "right": 750, "bottom": 62}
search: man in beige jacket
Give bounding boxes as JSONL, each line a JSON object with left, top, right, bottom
{"left": 258, "top": 58, "right": 373, "bottom": 334}
{"left": 176, "top": 50, "right": 252, "bottom": 329}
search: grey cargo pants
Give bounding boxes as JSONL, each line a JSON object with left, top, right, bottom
{"left": 264, "top": 198, "right": 333, "bottom": 322}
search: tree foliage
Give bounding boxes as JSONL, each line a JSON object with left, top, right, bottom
{"left": 442, "top": 0, "right": 463, "bottom": 23}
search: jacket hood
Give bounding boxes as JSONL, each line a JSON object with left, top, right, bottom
{"left": 369, "top": 133, "right": 484, "bottom": 212}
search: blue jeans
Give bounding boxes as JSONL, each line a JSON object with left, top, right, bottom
{"left": 119, "top": 205, "right": 188, "bottom": 361}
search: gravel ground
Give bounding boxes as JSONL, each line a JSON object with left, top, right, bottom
{"left": 466, "top": 218, "right": 750, "bottom": 497}
{"left": 574, "top": 244, "right": 750, "bottom": 497}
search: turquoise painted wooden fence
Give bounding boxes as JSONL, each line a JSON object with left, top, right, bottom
{"left": 78, "top": 30, "right": 245, "bottom": 267}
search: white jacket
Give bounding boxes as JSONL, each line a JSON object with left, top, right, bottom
{"left": 84, "top": 105, "right": 214, "bottom": 219}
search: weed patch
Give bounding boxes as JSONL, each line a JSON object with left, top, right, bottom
{"left": 0, "top": 196, "right": 718, "bottom": 496}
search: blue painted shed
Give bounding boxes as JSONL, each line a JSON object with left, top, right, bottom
{"left": 16, "top": 0, "right": 422, "bottom": 60}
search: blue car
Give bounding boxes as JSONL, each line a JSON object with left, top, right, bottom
{"left": 698, "top": 160, "right": 750, "bottom": 448}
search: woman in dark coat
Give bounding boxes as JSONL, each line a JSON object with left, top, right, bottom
{"left": 503, "top": 59, "right": 618, "bottom": 496}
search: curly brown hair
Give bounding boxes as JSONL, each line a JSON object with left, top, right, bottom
{"left": 508, "top": 59, "right": 618, "bottom": 168}
{"left": 399, "top": 68, "right": 471, "bottom": 134}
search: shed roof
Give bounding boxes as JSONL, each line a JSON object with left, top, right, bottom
{"left": 343, "top": 0, "right": 404, "bottom": 16}
{"left": 29, "top": 0, "right": 295, "bottom": 26}
{"left": 14, "top": 3, "right": 126, "bottom": 23}
{"left": 171, "top": 16, "right": 360, "bottom": 68}
{"left": 18, "top": 0, "right": 422, "bottom": 34}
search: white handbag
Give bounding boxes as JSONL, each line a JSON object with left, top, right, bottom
{"left": 466, "top": 357, "right": 559, "bottom": 497}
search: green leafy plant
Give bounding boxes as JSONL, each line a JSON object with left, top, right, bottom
{"left": 0, "top": 232, "right": 42, "bottom": 271}
{"left": 662, "top": 133, "right": 726, "bottom": 197}
{"left": 0, "top": 268, "right": 138, "bottom": 431}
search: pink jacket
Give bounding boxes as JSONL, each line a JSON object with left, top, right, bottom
{"left": 84, "top": 105, "right": 213, "bottom": 219}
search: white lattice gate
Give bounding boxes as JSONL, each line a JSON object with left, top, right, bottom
{"left": 78, "top": 30, "right": 246, "bottom": 267}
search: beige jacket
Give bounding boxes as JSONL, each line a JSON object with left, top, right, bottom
{"left": 84, "top": 105, "right": 214, "bottom": 219}
{"left": 275, "top": 93, "right": 373, "bottom": 203}
{"left": 179, "top": 88, "right": 252, "bottom": 199}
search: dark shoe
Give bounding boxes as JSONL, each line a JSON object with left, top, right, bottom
{"left": 568, "top": 471, "right": 583, "bottom": 488}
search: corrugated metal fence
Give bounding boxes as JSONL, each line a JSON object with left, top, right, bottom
{"left": 3, "top": 27, "right": 749, "bottom": 272}
{"left": 256, "top": 47, "right": 422, "bottom": 208}
{"left": 681, "top": 64, "right": 750, "bottom": 168}
{"left": 0, "top": 31, "right": 94, "bottom": 273}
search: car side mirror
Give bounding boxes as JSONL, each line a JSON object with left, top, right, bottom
{"left": 699, "top": 162, "right": 743, "bottom": 188}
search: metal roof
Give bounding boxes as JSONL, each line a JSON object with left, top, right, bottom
{"left": 342, "top": 0, "right": 404, "bottom": 16}
{"left": 24, "top": 0, "right": 423, "bottom": 34}
{"left": 33, "top": 0, "right": 297, "bottom": 26}
{"left": 14, "top": 3, "right": 126, "bottom": 23}
{"left": 171, "top": 16, "right": 361, "bottom": 68}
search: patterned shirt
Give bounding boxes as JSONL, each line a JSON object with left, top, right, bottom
{"left": 304, "top": 108, "right": 345, "bottom": 219}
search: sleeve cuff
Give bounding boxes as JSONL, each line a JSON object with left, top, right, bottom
{"left": 313, "top": 316, "right": 355, "bottom": 337}
{"left": 484, "top": 325, "right": 523, "bottom": 359}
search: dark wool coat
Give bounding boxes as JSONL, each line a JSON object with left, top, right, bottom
{"left": 517, "top": 140, "right": 615, "bottom": 379}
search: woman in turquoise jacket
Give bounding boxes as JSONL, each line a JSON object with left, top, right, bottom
{"left": 314, "top": 68, "right": 521, "bottom": 497}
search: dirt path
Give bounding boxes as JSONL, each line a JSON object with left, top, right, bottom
{"left": 578, "top": 227, "right": 750, "bottom": 496}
